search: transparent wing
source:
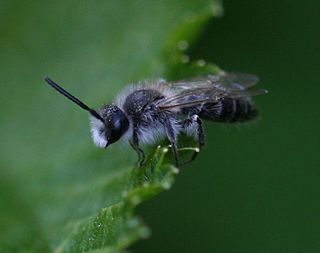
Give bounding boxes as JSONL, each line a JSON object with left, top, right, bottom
{"left": 157, "top": 72, "right": 267, "bottom": 110}
{"left": 217, "top": 72, "right": 260, "bottom": 89}
{"left": 170, "top": 72, "right": 259, "bottom": 90}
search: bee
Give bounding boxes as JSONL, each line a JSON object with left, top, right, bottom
{"left": 45, "top": 72, "right": 267, "bottom": 167}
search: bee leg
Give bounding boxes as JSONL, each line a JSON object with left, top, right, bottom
{"left": 164, "top": 120, "right": 179, "bottom": 167}
{"left": 130, "top": 129, "right": 145, "bottom": 167}
{"left": 182, "top": 115, "right": 205, "bottom": 164}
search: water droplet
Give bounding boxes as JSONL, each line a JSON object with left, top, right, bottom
{"left": 127, "top": 218, "right": 139, "bottom": 228}
{"left": 178, "top": 40, "right": 189, "bottom": 50}
{"left": 163, "top": 181, "right": 171, "bottom": 189}
{"left": 131, "top": 195, "right": 141, "bottom": 205}
{"left": 210, "top": 3, "right": 224, "bottom": 16}
{"left": 139, "top": 226, "right": 151, "bottom": 238}
{"left": 197, "top": 59, "right": 206, "bottom": 67}
{"left": 181, "top": 54, "right": 190, "bottom": 64}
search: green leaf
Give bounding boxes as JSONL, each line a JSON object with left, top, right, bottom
{"left": 56, "top": 146, "right": 178, "bottom": 253}
{"left": 0, "top": 1, "right": 222, "bottom": 252}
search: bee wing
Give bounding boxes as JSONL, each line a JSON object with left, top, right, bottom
{"left": 171, "top": 72, "right": 260, "bottom": 90}
{"left": 157, "top": 72, "right": 267, "bottom": 110}
{"left": 214, "top": 72, "right": 260, "bottom": 89}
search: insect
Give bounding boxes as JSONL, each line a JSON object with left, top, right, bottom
{"left": 45, "top": 72, "right": 267, "bottom": 167}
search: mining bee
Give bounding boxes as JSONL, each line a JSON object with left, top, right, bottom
{"left": 45, "top": 71, "right": 267, "bottom": 167}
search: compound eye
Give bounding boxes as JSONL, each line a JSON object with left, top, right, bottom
{"left": 110, "top": 115, "right": 127, "bottom": 136}
{"left": 104, "top": 108, "right": 129, "bottom": 145}
{"left": 113, "top": 118, "right": 122, "bottom": 131}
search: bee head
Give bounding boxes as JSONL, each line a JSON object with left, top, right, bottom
{"left": 91, "top": 105, "right": 129, "bottom": 148}
{"left": 44, "top": 77, "right": 129, "bottom": 149}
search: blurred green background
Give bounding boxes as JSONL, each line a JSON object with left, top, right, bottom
{"left": 1, "top": 0, "right": 320, "bottom": 252}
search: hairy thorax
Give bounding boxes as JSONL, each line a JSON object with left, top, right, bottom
{"left": 122, "top": 89, "right": 179, "bottom": 144}
{"left": 123, "top": 89, "right": 163, "bottom": 117}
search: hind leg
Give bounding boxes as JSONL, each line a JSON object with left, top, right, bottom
{"left": 164, "top": 119, "right": 179, "bottom": 167}
{"left": 182, "top": 115, "right": 205, "bottom": 164}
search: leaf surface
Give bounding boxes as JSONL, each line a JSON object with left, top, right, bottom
{"left": 0, "top": 1, "right": 222, "bottom": 252}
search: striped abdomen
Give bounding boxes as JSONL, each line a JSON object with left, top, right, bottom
{"left": 199, "top": 97, "right": 258, "bottom": 123}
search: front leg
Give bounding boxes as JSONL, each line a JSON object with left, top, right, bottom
{"left": 164, "top": 119, "right": 179, "bottom": 167}
{"left": 129, "top": 127, "right": 145, "bottom": 167}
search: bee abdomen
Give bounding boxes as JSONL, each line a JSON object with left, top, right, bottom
{"left": 199, "top": 98, "right": 257, "bottom": 123}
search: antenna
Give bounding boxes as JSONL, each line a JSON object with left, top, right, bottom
{"left": 44, "top": 77, "right": 104, "bottom": 123}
